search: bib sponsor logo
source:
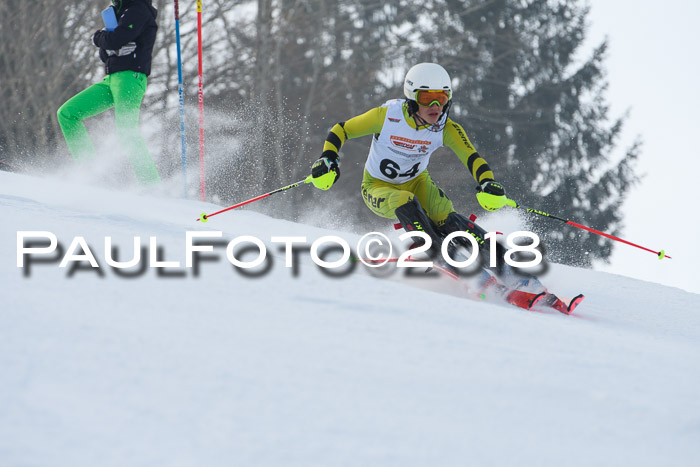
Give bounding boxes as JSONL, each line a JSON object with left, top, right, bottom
{"left": 390, "top": 135, "right": 431, "bottom": 151}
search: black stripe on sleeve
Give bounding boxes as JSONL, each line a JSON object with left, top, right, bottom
{"left": 466, "top": 152, "right": 480, "bottom": 173}
{"left": 339, "top": 121, "right": 349, "bottom": 140}
{"left": 475, "top": 163, "right": 492, "bottom": 181}
{"left": 326, "top": 130, "right": 343, "bottom": 152}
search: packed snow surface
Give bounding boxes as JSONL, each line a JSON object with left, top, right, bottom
{"left": 1, "top": 171, "right": 699, "bottom": 466}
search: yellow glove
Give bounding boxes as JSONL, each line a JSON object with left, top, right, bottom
{"left": 310, "top": 157, "right": 340, "bottom": 190}
{"left": 476, "top": 180, "right": 507, "bottom": 211}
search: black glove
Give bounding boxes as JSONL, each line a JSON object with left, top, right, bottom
{"left": 310, "top": 157, "right": 340, "bottom": 190}
{"left": 477, "top": 180, "right": 505, "bottom": 196}
{"left": 93, "top": 29, "right": 105, "bottom": 47}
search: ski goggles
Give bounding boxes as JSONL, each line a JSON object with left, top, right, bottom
{"left": 415, "top": 90, "right": 451, "bottom": 107}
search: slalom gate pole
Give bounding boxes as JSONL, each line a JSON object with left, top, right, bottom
{"left": 174, "top": 0, "right": 187, "bottom": 198}
{"left": 197, "top": 0, "right": 205, "bottom": 201}
{"left": 196, "top": 176, "right": 314, "bottom": 222}
{"left": 505, "top": 198, "right": 671, "bottom": 260}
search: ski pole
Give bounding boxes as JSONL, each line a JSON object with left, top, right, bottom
{"left": 0, "top": 160, "right": 23, "bottom": 171}
{"left": 196, "top": 175, "right": 314, "bottom": 222}
{"left": 505, "top": 198, "right": 671, "bottom": 260}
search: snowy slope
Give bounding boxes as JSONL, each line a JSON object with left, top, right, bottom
{"left": 1, "top": 171, "right": 699, "bottom": 467}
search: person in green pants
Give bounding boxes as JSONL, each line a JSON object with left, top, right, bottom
{"left": 57, "top": 0, "right": 160, "bottom": 185}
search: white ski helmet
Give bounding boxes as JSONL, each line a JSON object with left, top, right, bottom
{"left": 403, "top": 63, "right": 452, "bottom": 102}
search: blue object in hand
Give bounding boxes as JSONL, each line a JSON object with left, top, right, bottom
{"left": 102, "top": 6, "right": 118, "bottom": 31}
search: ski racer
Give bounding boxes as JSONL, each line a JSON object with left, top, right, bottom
{"left": 57, "top": 0, "right": 160, "bottom": 185}
{"left": 309, "top": 62, "right": 508, "bottom": 263}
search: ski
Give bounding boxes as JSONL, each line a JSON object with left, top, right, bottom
{"left": 353, "top": 253, "right": 585, "bottom": 315}
{"left": 479, "top": 275, "right": 546, "bottom": 311}
{"left": 505, "top": 290, "right": 547, "bottom": 310}
{"left": 537, "top": 293, "right": 585, "bottom": 315}
{"left": 478, "top": 273, "right": 586, "bottom": 314}
{"left": 362, "top": 256, "right": 538, "bottom": 312}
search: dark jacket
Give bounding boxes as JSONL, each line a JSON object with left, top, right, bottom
{"left": 92, "top": 0, "right": 158, "bottom": 76}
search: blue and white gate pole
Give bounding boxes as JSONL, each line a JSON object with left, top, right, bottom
{"left": 174, "top": 0, "right": 187, "bottom": 198}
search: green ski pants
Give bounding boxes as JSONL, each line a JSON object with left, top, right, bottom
{"left": 57, "top": 70, "right": 160, "bottom": 185}
{"left": 361, "top": 169, "right": 455, "bottom": 227}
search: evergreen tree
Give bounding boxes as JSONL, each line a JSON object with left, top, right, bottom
{"left": 409, "top": 0, "right": 639, "bottom": 266}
